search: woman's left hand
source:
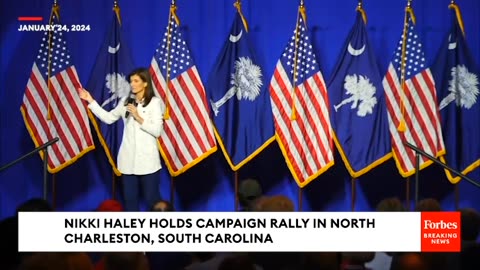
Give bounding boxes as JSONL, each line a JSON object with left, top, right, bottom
{"left": 126, "top": 104, "right": 139, "bottom": 119}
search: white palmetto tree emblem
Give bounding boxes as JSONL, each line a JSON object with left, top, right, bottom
{"left": 101, "top": 73, "right": 131, "bottom": 107}
{"left": 439, "top": 65, "right": 479, "bottom": 110}
{"left": 211, "top": 57, "right": 262, "bottom": 116}
{"left": 334, "top": 74, "right": 377, "bottom": 117}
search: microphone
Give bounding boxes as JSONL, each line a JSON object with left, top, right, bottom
{"left": 124, "top": 94, "right": 137, "bottom": 118}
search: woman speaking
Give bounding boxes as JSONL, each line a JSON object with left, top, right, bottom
{"left": 79, "top": 67, "right": 164, "bottom": 211}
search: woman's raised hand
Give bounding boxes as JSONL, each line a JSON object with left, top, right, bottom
{"left": 78, "top": 88, "right": 94, "bottom": 103}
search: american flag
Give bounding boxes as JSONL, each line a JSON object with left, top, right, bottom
{"left": 269, "top": 16, "right": 334, "bottom": 187}
{"left": 382, "top": 18, "right": 445, "bottom": 177}
{"left": 150, "top": 17, "right": 217, "bottom": 176}
{"left": 20, "top": 17, "right": 94, "bottom": 173}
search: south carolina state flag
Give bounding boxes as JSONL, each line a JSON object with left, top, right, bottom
{"left": 431, "top": 7, "right": 480, "bottom": 183}
{"left": 86, "top": 11, "right": 135, "bottom": 176}
{"left": 206, "top": 12, "right": 275, "bottom": 170}
{"left": 328, "top": 12, "right": 391, "bottom": 178}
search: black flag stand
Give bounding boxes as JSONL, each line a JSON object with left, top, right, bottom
{"left": 0, "top": 137, "right": 59, "bottom": 201}
{"left": 405, "top": 141, "right": 480, "bottom": 211}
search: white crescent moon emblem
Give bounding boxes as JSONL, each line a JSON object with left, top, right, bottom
{"left": 348, "top": 43, "right": 366, "bottom": 56}
{"left": 229, "top": 30, "right": 243, "bottom": 43}
{"left": 448, "top": 35, "right": 457, "bottom": 50}
{"left": 108, "top": 43, "right": 121, "bottom": 54}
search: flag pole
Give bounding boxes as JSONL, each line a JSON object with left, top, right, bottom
{"left": 234, "top": 171, "right": 239, "bottom": 211}
{"left": 52, "top": 173, "right": 57, "bottom": 209}
{"left": 405, "top": 177, "right": 411, "bottom": 210}
{"left": 111, "top": 0, "right": 122, "bottom": 200}
{"left": 454, "top": 184, "right": 460, "bottom": 210}
{"left": 400, "top": 1, "right": 414, "bottom": 211}
{"left": 349, "top": 0, "right": 365, "bottom": 213}
{"left": 293, "top": 0, "right": 307, "bottom": 211}
{"left": 397, "top": 0, "right": 415, "bottom": 133}
{"left": 402, "top": 0, "right": 418, "bottom": 210}
{"left": 449, "top": 0, "right": 463, "bottom": 212}
{"left": 232, "top": 0, "right": 245, "bottom": 212}
{"left": 448, "top": 0, "right": 465, "bottom": 36}
{"left": 165, "top": 0, "right": 180, "bottom": 206}
{"left": 351, "top": 178, "right": 357, "bottom": 211}
{"left": 298, "top": 187, "right": 303, "bottom": 211}
{"left": 170, "top": 173, "right": 175, "bottom": 206}
{"left": 43, "top": 149, "right": 49, "bottom": 200}
{"left": 356, "top": 0, "right": 367, "bottom": 24}
{"left": 113, "top": 0, "right": 121, "bottom": 25}
{"left": 164, "top": 0, "right": 179, "bottom": 120}
{"left": 46, "top": 0, "right": 60, "bottom": 207}
{"left": 289, "top": 0, "right": 307, "bottom": 121}
{"left": 112, "top": 173, "right": 117, "bottom": 199}
{"left": 234, "top": 0, "right": 249, "bottom": 32}
{"left": 47, "top": 0, "right": 60, "bottom": 121}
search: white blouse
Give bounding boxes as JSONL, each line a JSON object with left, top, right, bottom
{"left": 88, "top": 96, "right": 164, "bottom": 175}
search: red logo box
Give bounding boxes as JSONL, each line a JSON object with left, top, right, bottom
{"left": 421, "top": 212, "right": 461, "bottom": 252}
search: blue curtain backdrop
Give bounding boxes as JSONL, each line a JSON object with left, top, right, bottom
{"left": 1, "top": 0, "right": 479, "bottom": 219}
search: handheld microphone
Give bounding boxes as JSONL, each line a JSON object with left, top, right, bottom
{"left": 124, "top": 94, "right": 137, "bottom": 118}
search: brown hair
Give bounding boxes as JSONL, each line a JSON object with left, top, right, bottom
{"left": 415, "top": 198, "right": 442, "bottom": 212}
{"left": 376, "top": 197, "right": 405, "bottom": 212}
{"left": 257, "top": 195, "right": 295, "bottom": 212}
{"left": 128, "top": 67, "right": 155, "bottom": 107}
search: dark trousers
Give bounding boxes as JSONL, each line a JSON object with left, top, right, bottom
{"left": 121, "top": 170, "right": 161, "bottom": 211}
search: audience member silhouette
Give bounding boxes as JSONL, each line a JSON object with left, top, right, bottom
{"left": 366, "top": 197, "right": 405, "bottom": 270}
{"left": 147, "top": 199, "right": 191, "bottom": 270}
{"left": 390, "top": 253, "right": 429, "bottom": 270}
{"left": 218, "top": 254, "right": 257, "bottom": 270}
{"left": 238, "top": 178, "right": 263, "bottom": 211}
{"left": 104, "top": 252, "right": 148, "bottom": 270}
{"left": 459, "top": 208, "right": 480, "bottom": 270}
{"left": 249, "top": 195, "right": 301, "bottom": 270}
{"left": 151, "top": 199, "right": 174, "bottom": 212}
{"left": 414, "top": 198, "right": 442, "bottom": 212}
{"left": 302, "top": 252, "right": 342, "bottom": 270}
{"left": 0, "top": 198, "right": 53, "bottom": 270}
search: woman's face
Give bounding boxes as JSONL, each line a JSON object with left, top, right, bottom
{"left": 130, "top": 74, "right": 147, "bottom": 94}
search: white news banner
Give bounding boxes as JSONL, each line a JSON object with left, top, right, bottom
{"left": 18, "top": 211, "right": 421, "bottom": 252}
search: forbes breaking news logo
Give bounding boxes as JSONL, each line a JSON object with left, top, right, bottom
{"left": 421, "top": 212, "right": 461, "bottom": 252}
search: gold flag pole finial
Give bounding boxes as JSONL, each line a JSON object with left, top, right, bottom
{"left": 170, "top": 0, "right": 180, "bottom": 25}
{"left": 299, "top": 0, "right": 307, "bottom": 27}
{"left": 406, "top": 0, "right": 416, "bottom": 24}
{"left": 47, "top": 1, "right": 60, "bottom": 120}
{"left": 113, "top": 0, "right": 121, "bottom": 25}
{"left": 52, "top": 0, "right": 60, "bottom": 21}
{"left": 290, "top": 1, "right": 307, "bottom": 120}
{"left": 397, "top": 0, "right": 416, "bottom": 132}
{"left": 356, "top": 0, "right": 367, "bottom": 24}
{"left": 448, "top": 0, "right": 465, "bottom": 36}
{"left": 163, "top": 0, "right": 179, "bottom": 120}
{"left": 234, "top": 0, "right": 249, "bottom": 32}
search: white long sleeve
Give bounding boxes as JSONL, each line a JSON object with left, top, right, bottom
{"left": 87, "top": 96, "right": 164, "bottom": 175}
{"left": 139, "top": 98, "right": 164, "bottom": 138}
{"left": 88, "top": 100, "right": 124, "bottom": 124}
